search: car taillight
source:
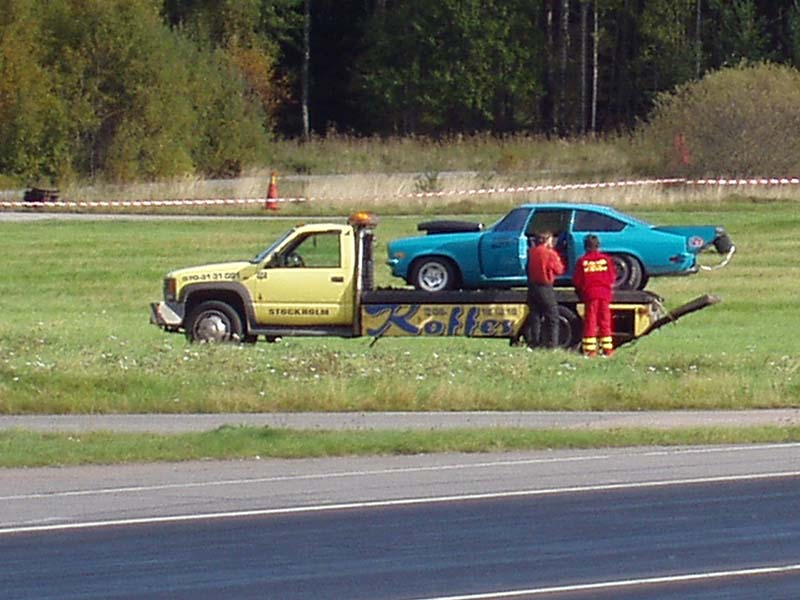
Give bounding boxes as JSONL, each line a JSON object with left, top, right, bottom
{"left": 164, "top": 277, "right": 177, "bottom": 301}
{"left": 687, "top": 235, "right": 705, "bottom": 250}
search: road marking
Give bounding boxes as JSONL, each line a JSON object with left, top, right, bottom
{"left": 2, "top": 442, "right": 799, "bottom": 502}
{"left": 1, "top": 469, "right": 799, "bottom": 535}
{"left": 406, "top": 564, "right": 800, "bottom": 599}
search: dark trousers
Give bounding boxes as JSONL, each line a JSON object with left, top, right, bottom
{"left": 527, "top": 283, "right": 560, "bottom": 348}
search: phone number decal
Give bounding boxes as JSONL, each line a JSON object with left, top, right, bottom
{"left": 181, "top": 272, "right": 239, "bottom": 282}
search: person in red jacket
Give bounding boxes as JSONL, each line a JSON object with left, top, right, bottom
{"left": 573, "top": 235, "right": 617, "bottom": 357}
{"left": 526, "top": 231, "right": 566, "bottom": 348}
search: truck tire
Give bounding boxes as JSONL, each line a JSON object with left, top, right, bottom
{"left": 186, "top": 300, "right": 244, "bottom": 343}
{"left": 410, "top": 257, "right": 458, "bottom": 292}
{"left": 610, "top": 254, "right": 645, "bottom": 290}
{"left": 523, "top": 305, "right": 582, "bottom": 350}
{"left": 556, "top": 305, "right": 582, "bottom": 349}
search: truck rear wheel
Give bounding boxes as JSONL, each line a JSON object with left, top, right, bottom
{"left": 186, "top": 300, "right": 244, "bottom": 343}
{"left": 523, "top": 305, "right": 582, "bottom": 350}
{"left": 556, "top": 305, "right": 583, "bottom": 350}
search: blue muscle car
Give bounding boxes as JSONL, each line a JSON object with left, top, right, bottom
{"left": 386, "top": 203, "right": 734, "bottom": 291}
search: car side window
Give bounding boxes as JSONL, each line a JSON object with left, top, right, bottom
{"left": 573, "top": 210, "right": 626, "bottom": 232}
{"left": 494, "top": 207, "right": 532, "bottom": 232}
{"left": 270, "top": 231, "right": 341, "bottom": 268}
{"left": 525, "top": 209, "right": 572, "bottom": 237}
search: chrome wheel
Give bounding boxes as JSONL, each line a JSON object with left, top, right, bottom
{"left": 412, "top": 258, "right": 456, "bottom": 292}
{"left": 187, "top": 301, "right": 243, "bottom": 343}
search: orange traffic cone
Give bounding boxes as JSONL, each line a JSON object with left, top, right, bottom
{"left": 265, "top": 172, "right": 279, "bottom": 210}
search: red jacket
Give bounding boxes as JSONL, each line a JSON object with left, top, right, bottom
{"left": 527, "top": 244, "right": 565, "bottom": 285}
{"left": 573, "top": 250, "right": 616, "bottom": 301}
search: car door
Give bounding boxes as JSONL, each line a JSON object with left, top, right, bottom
{"left": 478, "top": 207, "right": 532, "bottom": 279}
{"left": 251, "top": 229, "right": 355, "bottom": 326}
{"left": 524, "top": 208, "right": 575, "bottom": 279}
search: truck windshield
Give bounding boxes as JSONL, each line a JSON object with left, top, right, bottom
{"left": 250, "top": 229, "right": 295, "bottom": 263}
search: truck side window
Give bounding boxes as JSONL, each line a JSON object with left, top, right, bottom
{"left": 276, "top": 231, "right": 341, "bottom": 268}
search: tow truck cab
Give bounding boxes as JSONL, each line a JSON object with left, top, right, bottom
{"left": 151, "top": 212, "right": 378, "bottom": 342}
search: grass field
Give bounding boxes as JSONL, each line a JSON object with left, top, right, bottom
{"left": 1, "top": 199, "right": 798, "bottom": 417}
{"left": 3, "top": 426, "right": 800, "bottom": 468}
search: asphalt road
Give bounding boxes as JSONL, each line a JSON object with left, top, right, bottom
{"left": 2, "top": 444, "right": 800, "bottom": 599}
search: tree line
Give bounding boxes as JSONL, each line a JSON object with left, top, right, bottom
{"left": 2, "top": 0, "right": 799, "bottom": 182}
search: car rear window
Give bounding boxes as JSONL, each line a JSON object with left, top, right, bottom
{"left": 574, "top": 210, "right": 626, "bottom": 232}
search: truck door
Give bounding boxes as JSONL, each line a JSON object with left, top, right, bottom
{"left": 252, "top": 229, "right": 355, "bottom": 325}
{"left": 478, "top": 207, "right": 532, "bottom": 279}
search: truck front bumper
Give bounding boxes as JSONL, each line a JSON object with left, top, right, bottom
{"left": 150, "top": 301, "right": 185, "bottom": 330}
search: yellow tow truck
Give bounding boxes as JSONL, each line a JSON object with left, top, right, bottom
{"left": 150, "top": 212, "right": 718, "bottom": 349}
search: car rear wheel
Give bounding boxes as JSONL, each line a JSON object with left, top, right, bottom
{"left": 411, "top": 257, "right": 458, "bottom": 292}
{"left": 611, "top": 254, "right": 645, "bottom": 290}
{"left": 186, "top": 300, "right": 244, "bottom": 343}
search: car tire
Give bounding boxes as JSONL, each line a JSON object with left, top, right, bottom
{"left": 611, "top": 254, "right": 645, "bottom": 290}
{"left": 714, "top": 233, "right": 733, "bottom": 254}
{"left": 186, "top": 300, "right": 244, "bottom": 343}
{"left": 411, "top": 257, "right": 458, "bottom": 292}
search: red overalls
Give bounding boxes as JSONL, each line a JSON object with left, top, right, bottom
{"left": 573, "top": 250, "right": 617, "bottom": 356}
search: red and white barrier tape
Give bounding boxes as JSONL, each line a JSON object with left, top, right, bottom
{"left": 397, "top": 176, "right": 800, "bottom": 199}
{"left": 0, "top": 197, "right": 305, "bottom": 208}
{"left": 2, "top": 176, "right": 800, "bottom": 209}
{"left": 398, "top": 178, "right": 687, "bottom": 199}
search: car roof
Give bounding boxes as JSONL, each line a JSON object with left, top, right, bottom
{"left": 518, "top": 202, "right": 617, "bottom": 211}
{"left": 514, "top": 202, "right": 652, "bottom": 227}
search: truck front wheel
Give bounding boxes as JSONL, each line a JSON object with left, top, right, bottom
{"left": 186, "top": 300, "right": 244, "bottom": 343}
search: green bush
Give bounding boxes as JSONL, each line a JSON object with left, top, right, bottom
{"left": 0, "top": 0, "right": 272, "bottom": 184}
{"left": 632, "top": 62, "right": 800, "bottom": 177}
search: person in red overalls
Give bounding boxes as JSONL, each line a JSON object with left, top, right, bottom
{"left": 573, "top": 235, "right": 617, "bottom": 357}
{"left": 526, "top": 231, "right": 566, "bottom": 348}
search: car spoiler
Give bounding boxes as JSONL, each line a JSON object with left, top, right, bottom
{"left": 417, "top": 220, "right": 483, "bottom": 234}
